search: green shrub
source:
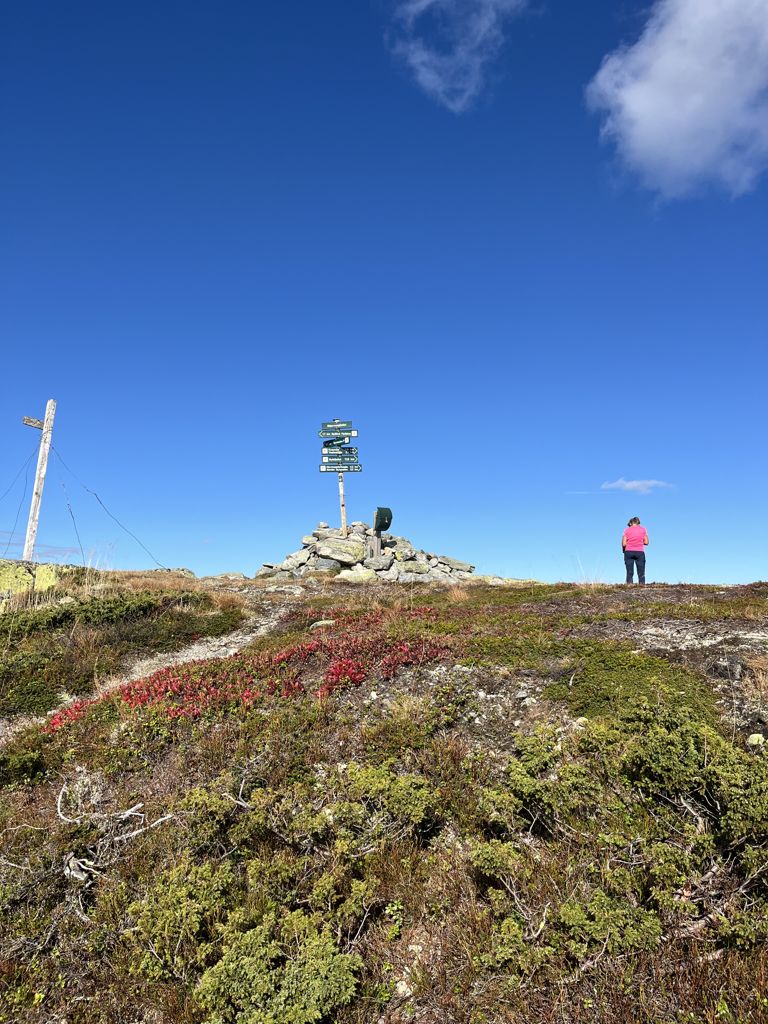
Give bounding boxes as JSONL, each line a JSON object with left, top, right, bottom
{"left": 127, "top": 858, "right": 235, "bottom": 981}
{"left": 345, "top": 762, "right": 440, "bottom": 829}
{"left": 554, "top": 889, "right": 662, "bottom": 958}
{"left": 195, "top": 910, "right": 361, "bottom": 1024}
{"left": 544, "top": 640, "right": 714, "bottom": 723}
{"left": 0, "top": 749, "right": 45, "bottom": 787}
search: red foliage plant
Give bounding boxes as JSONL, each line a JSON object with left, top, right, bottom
{"left": 43, "top": 616, "right": 451, "bottom": 733}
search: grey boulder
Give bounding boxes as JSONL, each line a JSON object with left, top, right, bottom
{"left": 424, "top": 569, "right": 455, "bottom": 584}
{"left": 280, "top": 549, "right": 312, "bottom": 572}
{"left": 364, "top": 552, "right": 394, "bottom": 572}
{"left": 398, "top": 561, "right": 429, "bottom": 575}
{"left": 316, "top": 538, "right": 366, "bottom": 565}
{"left": 338, "top": 565, "right": 377, "bottom": 583}
{"left": 255, "top": 566, "right": 278, "bottom": 578}
{"left": 312, "top": 557, "right": 342, "bottom": 571}
{"left": 394, "top": 548, "right": 417, "bottom": 562}
{"left": 437, "top": 555, "right": 475, "bottom": 572}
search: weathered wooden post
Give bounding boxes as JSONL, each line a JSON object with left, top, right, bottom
{"left": 370, "top": 507, "right": 392, "bottom": 559}
{"left": 370, "top": 510, "right": 382, "bottom": 558}
{"left": 22, "top": 399, "right": 56, "bottom": 562}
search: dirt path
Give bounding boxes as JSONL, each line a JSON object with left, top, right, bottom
{"left": 0, "top": 591, "right": 301, "bottom": 747}
{"left": 93, "top": 602, "right": 287, "bottom": 698}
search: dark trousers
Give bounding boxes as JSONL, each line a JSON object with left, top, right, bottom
{"left": 624, "top": 550, "right": 646, "bottom": 584}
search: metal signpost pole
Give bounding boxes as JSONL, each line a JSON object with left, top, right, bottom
{"left": 22, "top": 398, "right": 57, "bottom": 562}
{"left": 319, "top": 420, "right": 360, "bottom": 536}
{"left": 338, "top": 472, "right": 347, "bottom": 537}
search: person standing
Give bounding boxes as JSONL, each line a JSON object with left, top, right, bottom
{"left": 622, "top": 517, "right": 649, "bottom": 585}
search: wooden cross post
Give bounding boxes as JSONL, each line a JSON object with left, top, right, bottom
{"left": 338, "top": 472, "right": 347, "bottom": 538}
{"left": 22, "top": 399, "right": 57, "bottom": 562}
{"left": 370, "top": 509, "right": 382, "bottom": 558}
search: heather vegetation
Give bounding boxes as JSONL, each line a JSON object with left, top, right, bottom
{"left": 1, "top": 578, "right": 767, "bottom": 1023}
{"left": 0, "top": 573, "right": 246, "bottom": 720}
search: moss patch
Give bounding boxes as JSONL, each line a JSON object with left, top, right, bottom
{"left": 0, "top": 559, "right": 75, "bottom": 601}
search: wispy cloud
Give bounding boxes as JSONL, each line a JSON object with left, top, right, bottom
{"left": 601, "top": 478, "right": 674, "bottom": 496}
{"left": 587, "top": 0, "right": 768, "bottom": 198}
{"left": 390, "top": 0, "right": 528, "bottom": 113}
{"left": 0, "top": 533, "right": 81, "bottom": 562}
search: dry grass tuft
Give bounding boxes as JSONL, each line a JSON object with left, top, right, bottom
{"left": 744, "top": 654, "right": 768, "bottom": 702}
{"left": 738, "top": 603, "right": 766, "bottom": 621}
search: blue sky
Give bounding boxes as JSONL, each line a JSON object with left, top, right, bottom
{"left": 2, "top": 1, "right": 767, "bottom": 584}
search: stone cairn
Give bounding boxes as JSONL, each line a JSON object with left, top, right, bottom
{"left": 255, "top": 522, "right": 481, "bottom": 585}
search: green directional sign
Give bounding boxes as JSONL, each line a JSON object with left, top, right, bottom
{"left": 318, "top": 420, "right": 361, "bottom": 529}
{"left": 319, "top": 428, "right": 358, "bottom": 439}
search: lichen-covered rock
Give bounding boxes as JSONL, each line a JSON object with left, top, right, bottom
{"left": 312, "top": 529, "right": 340, "bottom": 541}
{"left": 394, "top": 548, "right": 417, "bottom": 562}
{"left": 316, "top": 539, "right": 366, "bottom": 565}
{"left": 279, "top": 549, "right": 312, "bottom": 571}
{"left": 254, "top": 566, "right": 278, "bottom": 578}
{"left": 337, "top": 565, "right": 377, "bottom": 583}
{"left": 437, "top": 555, "right": 475, "bottom": 572}
{"left": 384, "top": 536, "right": 415, "bottom": 552}
{"left": 424, "top": 569, "right": 455, "bottom": 584}
{"left": 399, "top": 561, "right": 430, "bottom": 575}
{"left": 364, "top": 553, "right": 394, "bottom": 572}
{"left": 312, "top": 557, "right": 342, "bottom": 571}
{"left": 0, "top": 559, "right": 73, "bottom": 598}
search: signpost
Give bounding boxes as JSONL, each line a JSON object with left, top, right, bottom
{"left": 322, "top": 446, "right": 358, "bottom": 456}
{"left": 319, "top": 419, "right": 361, "bottom": 536}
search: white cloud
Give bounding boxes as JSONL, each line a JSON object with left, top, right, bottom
{"left": 390, "top": 0, "right": 528, "bottom": 113}
{"left": 601, "top": 478, "right": 674, "bottom": 495}
{"left": 587, "top": 0, "right": 768, "bottom": 197}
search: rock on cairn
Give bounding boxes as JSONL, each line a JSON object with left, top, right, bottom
{"left": 255, "top": 522, "right": 479, "bottom": 584}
